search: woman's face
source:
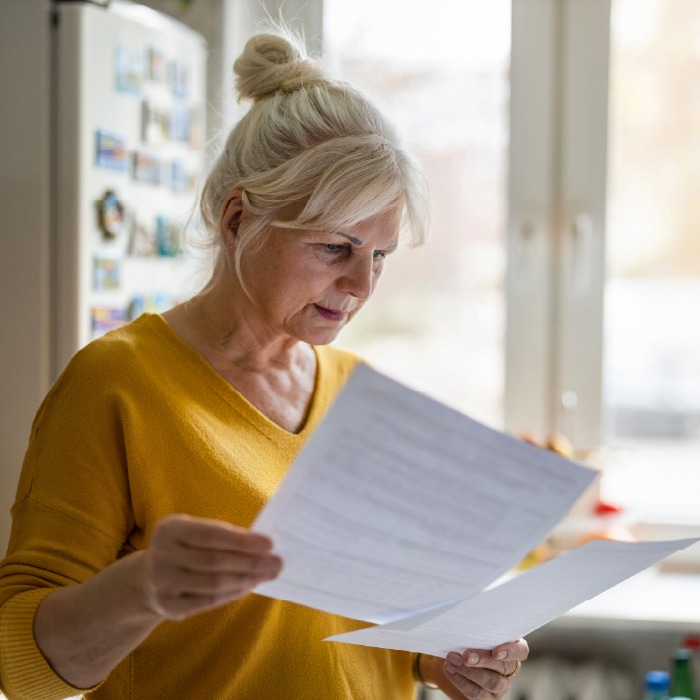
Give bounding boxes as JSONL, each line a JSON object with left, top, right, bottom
{"left": 237, "top": 207, "right": 402, "bottom": 346}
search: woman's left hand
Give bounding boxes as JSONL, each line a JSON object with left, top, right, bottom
{"left": 420, "top": 638, "right": 529, "bottom": 699}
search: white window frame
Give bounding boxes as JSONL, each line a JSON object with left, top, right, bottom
{"left": 311, "top": 0, "right": 612, "bottom": 453}
{"left": 506, "top": 0, "right": 611, "bottom": 452}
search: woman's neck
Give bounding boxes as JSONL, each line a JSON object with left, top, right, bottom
{"left": 161, "top": 287, "right": 318, "bottom": 433}
{"left": 162, "top": 284, "right": 304, "bottom": 373}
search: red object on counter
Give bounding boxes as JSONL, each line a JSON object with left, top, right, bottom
{"left": 594, "top": 500, "right": 624, "bottom": 515}
{"left": 683, "top": 636, "right": 700, "bottom": 650}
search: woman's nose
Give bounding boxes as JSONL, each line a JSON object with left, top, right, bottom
{"left": 337, "top": 255, "right": 374, "bottom": 300}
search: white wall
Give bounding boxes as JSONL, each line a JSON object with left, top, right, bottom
{"left": 0, "top": 1, "right": 53, "bottom": 554}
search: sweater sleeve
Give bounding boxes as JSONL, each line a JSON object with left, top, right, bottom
{"left": 0, "top": 589, "right": 103, "bottom": 700}
{"left": 0, "top": 341, "right": 135, "bottom": 699}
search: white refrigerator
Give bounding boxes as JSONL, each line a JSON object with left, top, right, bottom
{"left": 53, "top": 0, "right": 208, "bottom": 374}
{"left": 0, "top": 0, "right": 207, "bottom": 551}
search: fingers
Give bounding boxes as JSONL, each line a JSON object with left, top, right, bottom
{"left": 151, "top": 538, "right": 279, "bottom": 576}
{"left": 438, "top": 639, "right": 529, "bottom": 699}
{"left": 442, "top": 655, "right": 511, "bottom": 699}
{"left": 491, "top": 638, "right": 530, "bottom": 663}
{"left": 447, "top": 638, "right": 529, "bottom": 674}
{"left": 152, "top": 513, "right": 274, "bottom": 553}
{"left": 141, "top": 514, "right": 282, "bottom": 621}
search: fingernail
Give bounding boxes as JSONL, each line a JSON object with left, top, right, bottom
{"left": 468, "top": 652, "right": 479, "bottom": 665}
{"left": 448, "top": 652, "right": 462, "bottom": 666}
{"left": 495, "top": 650, "right": 507, "bottom": 660}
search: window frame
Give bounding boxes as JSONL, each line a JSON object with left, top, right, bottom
{"left": 505, "top": 0, "right": 611, "bottom": 453}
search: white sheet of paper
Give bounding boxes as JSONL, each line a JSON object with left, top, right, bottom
{"left": 325, "top": 537, "right": 700, "bottom": 656}
{"left": 253, "top": 364, "right": 597, "bottom": 624}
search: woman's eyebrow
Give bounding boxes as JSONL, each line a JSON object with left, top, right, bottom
{"left": 335, "top": 232, "right": 398, "bottom": 250}
{"left": 335, "top": 232, "right": 363, "bottom": 245}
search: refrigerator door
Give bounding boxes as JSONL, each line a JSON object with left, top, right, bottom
{"left": 53, "top": 1, "right": 207, "bottom": 377}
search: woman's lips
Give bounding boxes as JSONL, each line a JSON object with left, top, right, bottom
{"left": 314, "top": 305, "right": 347, "bottom": 322}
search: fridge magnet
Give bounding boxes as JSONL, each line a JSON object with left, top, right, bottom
{"left": 96, "top": 190, "right": 126, "bottom": 239}
{"left": 170, "top": 105, "right": 191, "bottom": 143}
{"left": 132, "top": 151, "right": 163, "bottom": 185}
{"left": 156, "top": 214, "right": 182, "bottom": 257}
{"left": 146, "top": 46, "right": 167, "bottom": 83}
{"left": 92, "top": 255, "right": 122, "bottom": 291}
{"left": 169, "top": 60, "right": 189, "bottom": 99}
{"left": 95, "top": 130, "right": 128, "bottom": 172}
{"left": 128, "top": 217, "right": 157, "bottom": 257}
{"left": 170, "top": 161, "right": 193, "bottom": 193}
{"left": 147, "top": 290, "right": 175, "bottom": 313}
{"left": 128, "top": 291, "right": 175, "bottom": 320}
{"left": 128, "top": 294, "right": 146, "bottom": 320}
{"left": 115, "top": 45, "right": 144, "bottom": 95}
{"left": 142, "top": 100, "right": 170, "bottom": 145}
{"left": 91, "top": 307, "right": 128, "bottom": 336}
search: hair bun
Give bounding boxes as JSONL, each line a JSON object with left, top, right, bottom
{"left": 234, "top": 32, "right": 327, "bottom": 102}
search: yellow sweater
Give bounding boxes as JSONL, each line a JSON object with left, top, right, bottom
{"left": 0, "top": 314, "right": 416, "bottom": 700}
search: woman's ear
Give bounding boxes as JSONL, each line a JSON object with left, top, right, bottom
{"left": 220, "top": 189, "right": 244, "bottom": 243}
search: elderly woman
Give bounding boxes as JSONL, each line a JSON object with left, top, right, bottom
{"left": 0, "top": 30, "right": 527, "bottom": 700}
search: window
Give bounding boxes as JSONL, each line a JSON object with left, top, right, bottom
{"left": 600, "top": 0, "right": 700, "bottom": 517}
{"left": 324, "top": 0, "right": 511, "bottom": 429}
{"left": 324, "top": 0, "right": 700, "bottom": 525}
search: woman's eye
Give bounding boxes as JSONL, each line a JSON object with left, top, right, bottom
{"left": 373, "top": 250, "right": 386, "bottom": 261}
{"left": 320, "top": 243, "right": 351, "bottom": 258}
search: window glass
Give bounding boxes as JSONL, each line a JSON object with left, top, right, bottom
{"left": 324, "top": 0, "right": 511, "bottom": 428}
{"left": 602, "top": 0, "right": 700, "bottom": 516}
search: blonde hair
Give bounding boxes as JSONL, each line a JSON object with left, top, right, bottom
{"left": 199, "top": 28, "right": 429, "bottom": 285}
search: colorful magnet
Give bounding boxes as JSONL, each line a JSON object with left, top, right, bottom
{"left": 92, "top": 256, "right": 122, "bottom": 291}
{"left": 169, "top": 60, "right": 189, "bottom": 98}
{"left": 156, "top": 215, "right": 182, "bottom": 257}
{"left": 96, "top": 190, "right": 126, "bottom": 239}
{"left": 170, "top": 161, "right": 192, "bottom": 193}
{"left": 91, "top": 307, "right": 128, "bottom": 336}
{"left": 128, "top": 217, "right": 157, "bottom": 257}
{"left": 115, "top": 45, "right": 144, "bottom": 95}
{"left": 142, "top": 100, "right": 170, "bottom": 145}
{"left": 132, "top": 151, "right": 163, "bottom": 185}
{"left": 95, "top": 130, "right": 128, "bottom": 172}
{"left": 169, "top": 105, "right": 191, "bottom": 143}
{"left": 128, "top": 291, "right": 174, "bottom": 320}
{"left": 128, "top": 294, "right": 146, "bottom": 320}
{"left": 146, "top": 47, "right": 167, "bottom": 83}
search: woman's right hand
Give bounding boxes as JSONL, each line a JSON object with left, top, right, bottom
{"left": 141, "top": 513, "right": 282, "bottom": 621}
{"left": 33, "top": 513, "right": 281, "bottom": 689}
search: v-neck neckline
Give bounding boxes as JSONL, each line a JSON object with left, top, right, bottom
{"left": 143, "top": 313, "right": 326, "bottom": 441}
